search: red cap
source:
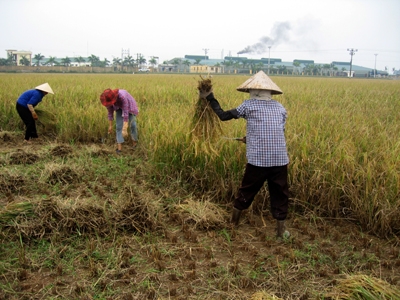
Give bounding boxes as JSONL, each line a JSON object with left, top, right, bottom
{"left": 100, "top": 89, "right": 119, "bottom": 106}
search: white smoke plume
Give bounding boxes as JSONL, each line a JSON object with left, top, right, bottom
{"left": 238, "top": 21, "right": 292, "bottom": 55}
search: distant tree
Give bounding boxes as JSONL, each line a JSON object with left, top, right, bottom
{"left": 293, "top": 61, "right": 301, "bottom": 75}
{"left": 87, "top": 54, "right": 101, "bottom": 67}
{"left": 149, "top": 57, "right": 158, "bottom": 68}
{"left": 19, "top": 55, "right": 31, "bottom": 66}
{"left": 123, "top": 55, "right": 135, "bottom": 67}
{"left": 172, "top": 58, "right": 181, "bottom": 72}
{"left": 222, "top": 60, "right": 234, "bottom": 73}
{"left": 322, "top": 64, "right": 330, "bottom": 76}
{"left": 102, "top": 58, "right": 110, "bottom": 67}
{"left": 249, "top": 62, "right": 257, "bottom": 74}
{"left": 182, "top": 60, "right": 191, "bottom": 72}
{"left": 256, "top": 62, "right": 264, "bottom": 73}
{"left": 112, "top": 57, "right": 122, "bottom": 67}
{"left": 304, "top": 64, "right": 319, "bottom": 75}
{"left": 304, "top": 64, "right": 314, "bottom": 75}
{"left": 0, "top": 54, "right": 14, "bottom": 66}
{"left": 33, "top": 53, "right": 44, "bottom": 66}
{"left": 316, "top": 65, "right": 323, "bottom": 76}
{"left": 233, "top": 61, "right": 240, "bottom": 72}
{"left": 74, "top": 56, "right": 86, "bottom": 66}
{"left": 277, "top": 65, "right": 286, "bottom": 75}
{"left": 45, "top": 56, "right": 57, "bottom": 66}
{"left": 137, "top": 55, "right": 147, "bottom": 67}
{"left": 194, "top": 58, "right": 201, "bottom": 65}
{"left": 329, "top": 63, "right": 336, "bottom": 76}
{"left": 61, "top": 57, "right": 71, "bottom": 66}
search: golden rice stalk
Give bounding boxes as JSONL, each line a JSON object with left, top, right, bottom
{"left": 174, "top": 198, "right": 227, "bottom": 230}
{"left": 0, "top": 202, "right": 34, "bottom": 224}
{"left": 35, "top": 108, "right": 57, "bottom": 135}
{"left": 249, "top": 292, "right": 284, "bottom": 300}
{"left": 325, "top": 274, "right": 400, "bottom": 299}
{"left": 190, "top": 75, "right": 222, "bottom": 156}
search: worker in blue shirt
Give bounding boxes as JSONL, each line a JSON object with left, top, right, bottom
{"left": 16, "top": 83, "right": 54, "bottom": 143}
{"left": 200, "top": 71, "right": 290, "bottom": 239}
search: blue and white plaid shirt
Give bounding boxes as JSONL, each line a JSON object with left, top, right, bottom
{"left": 236, "top": 99, "right": 289, "bottom": 167}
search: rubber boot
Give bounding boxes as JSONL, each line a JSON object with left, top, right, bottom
{"left": 231, "top": 207, "right": 242, "bottom": 227}
{"left": 277, "top": 220, "right": 290, "bottom": 239}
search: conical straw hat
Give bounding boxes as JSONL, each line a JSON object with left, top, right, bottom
{"left": 236, "top": 71, "right": 283, "bottom": 95}
{"left": 35, "top": 83, "right": 54, "bottom": 94}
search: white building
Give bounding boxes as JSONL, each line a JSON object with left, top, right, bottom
{"left": 6, "top": 49, "right": 32, "bottom": 66}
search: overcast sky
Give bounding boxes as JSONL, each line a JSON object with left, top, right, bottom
{"left": 1, "top": 0, "right": 399, "bottom": 72}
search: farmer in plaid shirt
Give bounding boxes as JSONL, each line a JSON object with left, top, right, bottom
{"left": 200, "top": 71, "right": 290, "bottom": 239}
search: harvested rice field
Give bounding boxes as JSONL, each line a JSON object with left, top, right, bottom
{"left": 1, "top": 73, "right": 400, "bottom": 299}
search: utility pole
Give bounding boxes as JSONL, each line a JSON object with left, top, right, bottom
{"left": 374, "top": 53, "right": 378, "bottom": 78}
{"left": 136, "top": 53, "right": 141, "bottom": 68}
{"left": 121, "top": 48, "right": 130, "bottom": 64}
{"left": 268, "top": 46, "right": 271, "bottom": 75}
{"left": 202, "top": 48, "right": 209, "bottom": 61}
{"left": 347, "top": 48, "right": 357, "bottom": 77}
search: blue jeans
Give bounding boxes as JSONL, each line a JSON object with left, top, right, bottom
{"left": 115, "top": 109, "right": 138, "bottom": 144}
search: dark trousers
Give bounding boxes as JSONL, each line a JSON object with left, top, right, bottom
{"left": 16, "top": 103, "right": 38, "bottom": 140}
{"left": 234, "top": 163, "right": 289, "bottom": 220}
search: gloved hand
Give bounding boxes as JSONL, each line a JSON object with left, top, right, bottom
{"left": 199, "top": 89, "right": 213, "bottom": 99}
{"left": 205, "top": 92, "right": 216, "bottom": 101}
{"left": 32, "top": 112, "right": 38, "bottom": 120}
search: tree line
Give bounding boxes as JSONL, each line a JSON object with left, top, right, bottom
{"left": 0, "top": 53, "right": 159, "bottom": 69}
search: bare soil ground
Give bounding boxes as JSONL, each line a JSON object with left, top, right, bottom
{"left": 1, "top": 131, "right": 400, "bottom": 300}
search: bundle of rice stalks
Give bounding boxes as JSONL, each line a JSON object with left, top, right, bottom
{"left": 35, "top": 108, "right": 57, "bottom": 136}
{"left": 41, "top": 163, "right": 80, "bottom": 185}
{"left": 325, "top": 274, "right": 400, "bottom": 299}
{"left": 190, "top": 75, "right": 222, "bottom": 155}
{"left": 0, "top": 201, "right": 33, "bottom": 225}
{"left": 173, "top": 198, "right": 227, "bottom": 230}
{"left": 2, "top": 193, "right": 164, "bottom": 239}
{"left": 50, "top": 144, "right": 74, "bottom": 158}
{"left": 0, "top": 131, "right": 18, "bottom": 143}
{"left": 20, "top": 198, "right": 110, "bottom": 237}
{"left": 249, "top": 291, "right": 284, "bottom": 300}
{"left": 9, "top": 149, "right": 39, "bottom": 165}
{"left": 112, "top": 186, "right": 164, "bottom": 233}
{"left": 0, "top": 172, "right": 25, "bottom": 194}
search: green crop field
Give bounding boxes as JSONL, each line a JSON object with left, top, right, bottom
{"left": 1, "top": 73, "right": 399, "bottom": 299}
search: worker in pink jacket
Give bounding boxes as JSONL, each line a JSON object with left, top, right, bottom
{"left": 100, "top": 88, "right": 139, "bottom": 154}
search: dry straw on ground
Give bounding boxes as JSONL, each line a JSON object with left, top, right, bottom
{"left": 190, "top": 75, "right": 222, "bottom": 155}
{"left": 173, "top": 198, "right": 227, "bottom": 230}
{"left": 325, "top": 274, "right": 400, "bottom": 299}
{"left": 0, "top": 192, "right": 165, "bottom": 239}
{"left": 249, "top": 291, "right": 284, "bottom": 300}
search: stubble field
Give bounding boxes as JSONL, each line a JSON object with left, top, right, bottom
{"left": 0, "top": 73, "right": 399, "bottom": 299}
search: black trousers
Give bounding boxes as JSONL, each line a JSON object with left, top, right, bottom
{"left": 16, "top": 103, "right": 38, "bottom": 140}
{"left": 234, "top": 163, "right": 289, "bottom": 220}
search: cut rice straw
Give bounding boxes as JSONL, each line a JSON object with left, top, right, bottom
{"left": 190, "top": 75, "right": 222, "bottom": 156}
